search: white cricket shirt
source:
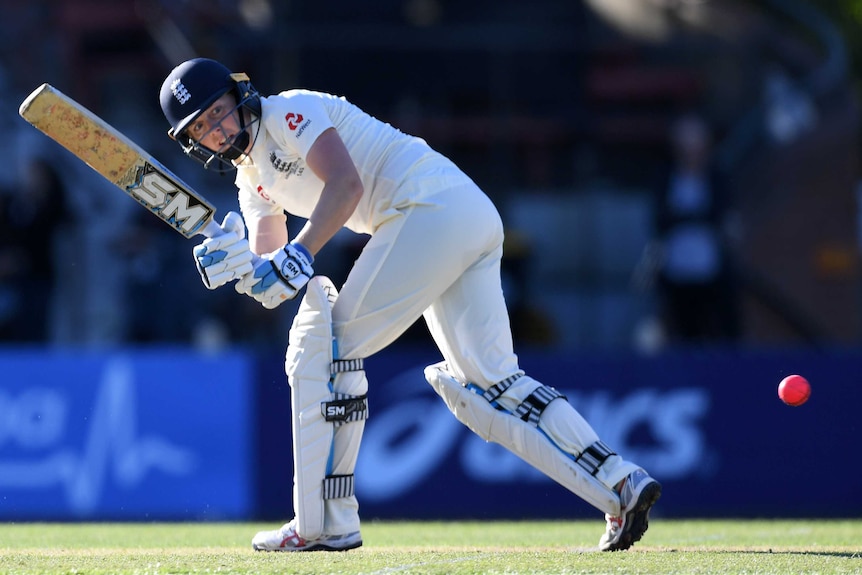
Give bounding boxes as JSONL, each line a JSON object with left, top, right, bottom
{"left": 236, "top": 90, "right": 441, "bottom": 235}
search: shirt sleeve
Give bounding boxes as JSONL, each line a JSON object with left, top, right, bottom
{"left": 265, "top": 90, "right": 335, "bottom": 158}
{"left": 238, "top": 181, "right": 283, "bottom": 223}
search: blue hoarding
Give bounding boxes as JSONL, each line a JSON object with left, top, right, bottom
{"left": 0, "top": 349, "right": 253, "bottom": 520}
{"left": 3, "top": 344, "right": 859, "bottom": 521}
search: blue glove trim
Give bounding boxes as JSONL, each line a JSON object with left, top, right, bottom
{"left": 196, "top": 249, "right": 228, "bottom": 267}
{"left": 251, "top": 262, "right": 279, "bottom": 295}
{"left": 290, "top": 241, "right": 314, "bottom": 263}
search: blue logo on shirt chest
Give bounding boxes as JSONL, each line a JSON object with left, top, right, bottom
{"left": 269, "top": 152, "right": 305, "bottom": 179}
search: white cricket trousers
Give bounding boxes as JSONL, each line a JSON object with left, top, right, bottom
{"left": 331, "top": 158, "right": 638, "bottom": 502}
{"left": 332, "top": 160, "right": 519, "bottom": 387}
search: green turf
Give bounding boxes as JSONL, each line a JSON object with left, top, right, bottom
{"left": 0, "top": 520, "right": 859, "bottom": 574}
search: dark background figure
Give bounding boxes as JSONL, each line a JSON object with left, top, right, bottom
{"left": 654, "top": 113, "right": 741, "bottom": 345}
{"left": 0, "top": 158, "right": 72, "bottom": 343}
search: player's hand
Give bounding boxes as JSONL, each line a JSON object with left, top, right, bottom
{"left": 192, "top": 212, "right": 255, "bottom": 289}
{"left": 234, "top": 242, "right": 314, "bottom": 309}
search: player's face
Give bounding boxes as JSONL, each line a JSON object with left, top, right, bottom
{"left": 187, "top": 94, "right": 250, "bottom": 155}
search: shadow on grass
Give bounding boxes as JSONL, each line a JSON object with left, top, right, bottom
{"left": 660, "top": 548, "right": 861, "bottom": 559}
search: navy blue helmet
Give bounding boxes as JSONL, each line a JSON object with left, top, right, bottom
{"left": 159, "top": 58, "right": 261, "bottom": 171}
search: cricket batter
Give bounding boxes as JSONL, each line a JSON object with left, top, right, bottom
{"left": 159, "top": 58, "right": 661, "bottom": 552}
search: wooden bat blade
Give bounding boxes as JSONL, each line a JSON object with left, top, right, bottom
{"left": 19, "top": 83, "right": 220, "bottom": 238}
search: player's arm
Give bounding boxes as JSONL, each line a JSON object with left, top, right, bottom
{"left": 235, "top": 127, "right": 362, "bottom": 309}
{"left": 292, "top": 127, "right": 364, "bottom": 257}
{"left": 248, "top": 213, "right": 288, "bottom": 255}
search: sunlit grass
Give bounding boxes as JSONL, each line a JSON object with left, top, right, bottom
{"left": 0, "top": 520, "right": 859, "bottom": 574}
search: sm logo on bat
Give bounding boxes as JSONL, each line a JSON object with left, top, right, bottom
{"left": 126, "top": 162, "right": 214, "bottom": 237}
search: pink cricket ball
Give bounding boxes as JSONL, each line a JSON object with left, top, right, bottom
{"left": 778, "top": 374, "right": 811, "bottom": 406}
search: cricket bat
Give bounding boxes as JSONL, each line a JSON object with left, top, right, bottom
{"left": 18, "top": 83, "right": 222, "bottom": 239}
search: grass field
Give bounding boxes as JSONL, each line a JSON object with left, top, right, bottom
{"left": 0, "top": 519, "right": 860, "bottom": 574}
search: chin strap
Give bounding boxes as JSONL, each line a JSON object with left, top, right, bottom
{"left": 220, "top": 82, "right": 261, "bottom": 162}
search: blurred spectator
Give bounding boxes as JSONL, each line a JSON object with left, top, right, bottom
{"left": 651, "top": 113, "right": 740, "bottom": 344}
{"left": 118, "top": 208, "right": 199, "bottom": 344}
{"left": 0, "top": 158, "right": 72, "bottom": 342}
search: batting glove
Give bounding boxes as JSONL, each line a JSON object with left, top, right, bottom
{"left": 193, "top": 212, "right": 255, "bottom": 290}
{"left": 235, "top": 242, "right": 314, "bottom": 309}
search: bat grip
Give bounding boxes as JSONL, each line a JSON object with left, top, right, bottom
{"left": 200, "top": 219, "right": 224, "bottom": 239}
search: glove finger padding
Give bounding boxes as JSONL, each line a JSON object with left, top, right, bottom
{"left": 193, "top": 211, "right": 255, "bottom": 289}
{"left": 200, "top": 243, "right": 254, "bottom": 288}
{"left": 235, "top": 243, "right": 314, "bottom": 308}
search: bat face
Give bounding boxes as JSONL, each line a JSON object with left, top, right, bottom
{"left": 19, "top": 83, "right": 219, "bottom": 239}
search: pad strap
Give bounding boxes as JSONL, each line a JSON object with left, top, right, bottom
{"left": 576, "top": 441, "right": 616, "bottom": 476}
{"left": 323, "top": 474, "right": 355, "bottom": 499}
{"left": 323, "top": 358, "right": 368, "bottom": 426}
{"left": 471, "top": 374, "right": 566, "bottom": 427}
{"left": 321, "top": 393, "right": 369, "bottom": 425}
{"left": 332, "top": 358, "right": 363, "bottom": 374}
{"left": 515, "top": 385, "right": 566, "bottom": 426}
{"left": 480, "top": 372, "right": 524, "bottom": 403}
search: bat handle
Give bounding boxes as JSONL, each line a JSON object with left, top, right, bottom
{"left": 200, "top": 219, "right": 224, "bottom": 239}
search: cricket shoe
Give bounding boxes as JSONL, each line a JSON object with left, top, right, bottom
{"left": 252, "top": 520, "right": 362, "bottom": 552}
{"left": 599, "top": 468, "right": 662, "bottom": 551}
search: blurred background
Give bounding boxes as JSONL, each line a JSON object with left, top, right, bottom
{"left": 1, "top": 0, "right": 861, "bottom": 523}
